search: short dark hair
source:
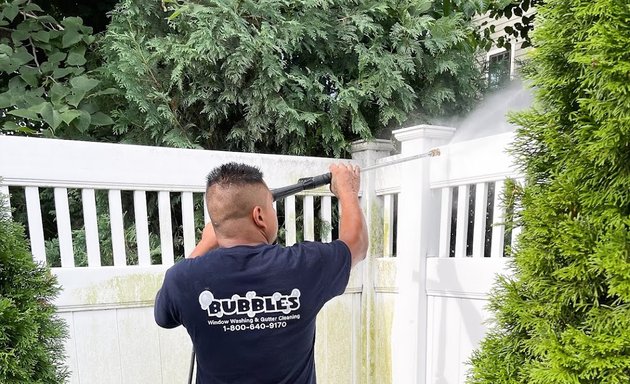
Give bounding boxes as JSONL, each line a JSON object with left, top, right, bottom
{"left": 206, "top": 162, "right": 264, "bottom": 189}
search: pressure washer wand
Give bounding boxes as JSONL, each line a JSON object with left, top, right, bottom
{"left": 271, "top": 148, "right": 440, "bottom": 201}
{"left": 271, "top": 173, "right": 332, "bottom": 201}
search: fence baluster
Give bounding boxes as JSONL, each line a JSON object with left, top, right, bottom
{"left": 285, "top": 195, "right": 296, "bottom": 246}
{"left": 108, "top": 190, "right": 127, "bottom": 266}
{"left": 490, "top": 181, "right": 506, "bottom": 258}
{"left": 472, "top": 182, "right": 488, "bottom": 258}
{"left": 203, "top": 193, "right": 210, "bottom": 224}
{"left": 158, "top": 191, "right": 174, "bottom": 265}
{"left": 320, "top": 196, "right": 332, "bottom": 243}
{"left": 438, "top": 187, "right": 452, "bottom": 258}
{"left": 82, "top": 188, "right": 101, "bottom": 267}
{"left": 383, "top": 194, "right": 395, "bottom": 257}
{"left": 455, "top": 185, "right": 470, "bottom": 258}
{"left": 25, "top": 187, "right": 46, "bottom": 265}
{"left": 54, "top": 188, "right": 75, "bottom": 268}
{"left": 182, "top": 191, "right": 195, "bottom": 257}
{"left": 134, "top": 190, "right": 151, "bottom": 266}
{"left": 304, "top": 195, "right": 314, "bottom": 241}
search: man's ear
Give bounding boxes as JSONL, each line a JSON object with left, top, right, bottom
{"left": 252, "top": 206, "right": 267, "bottom": 229}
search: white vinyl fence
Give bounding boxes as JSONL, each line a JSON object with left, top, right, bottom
{"left": 0, "top": 125, "right": 520, "bottom": 383}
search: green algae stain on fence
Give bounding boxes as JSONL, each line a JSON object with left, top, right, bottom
{"left": 360, "top": 294, "right": 393, "bottom": 384}
{"left": 372, "top": 294, "right": 394, "bottom": 383}
{"left": 369, "top": 200, "right": 384, "bottom": 256}
{"left": 315, "top": 294, "right": 359, "bottom": 383}
{"left": 82, "top": 272, "right": 165, "bottom": 307}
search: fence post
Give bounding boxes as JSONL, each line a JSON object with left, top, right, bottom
{"left": 351, "top": 139, "right": 395, "bottom": 384}
{"left": 391, "top": 125, "right": 455, "bottom": 384}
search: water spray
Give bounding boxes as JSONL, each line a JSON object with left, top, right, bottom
{"left": 271, "top": 148, "right": 441, "bottom": 201}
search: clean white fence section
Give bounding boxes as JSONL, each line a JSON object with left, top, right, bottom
{"left": 424, "top": 132, "right": 520, "bottom": 384}
{"left": 0, "top": 127, "right": 521, "bottom": 384}
{"left": 359, "top": 128, "right": 520, "bottom": 384}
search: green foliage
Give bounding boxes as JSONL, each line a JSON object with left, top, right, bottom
{"left": 0, "top": 0, "right": 116, "bottom": 139}
{"left": 44, "top": 212, "right": 163, "bottom": 267}
{"left": 468, "top": 0, "right": 630, "bottom": 382}
{"left": 481, "top": 0, "right": 541, "bottom": 51}
{"left": 34, "top": 190, "right": 194, "bottom": 267}
{"left": 102, "top": 0, "right": 485, "bottom": 156}
{"left": 0, "top": 195, "right": 68, "bottom": 383}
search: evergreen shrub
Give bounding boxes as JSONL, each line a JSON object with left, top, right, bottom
{"left": 468, "top": 0, "right": 630, "bottom": 383}
{"left": 0, "top": 197, "right": 68, "bottom": 383}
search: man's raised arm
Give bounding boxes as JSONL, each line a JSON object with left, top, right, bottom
{"left": 329, "top": 163, "right": 368, "bottom": 268}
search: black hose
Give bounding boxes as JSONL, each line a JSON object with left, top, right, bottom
{"left": 188, "top": 349, "right": 195, "bottom": 384}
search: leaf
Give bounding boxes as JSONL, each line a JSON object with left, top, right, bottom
{"left": 2, "top": 121, "right": 21, "bottom": 131}
{"left": 52, "top": 67, "right": 77, "bottom": 79}
{"left": 32, "top": 30, "right": 50, "bottom": 43}
{"left": 90, "top": 112, "right": 114, "bottom": 126}
{"left": 61, "top": 17, "right": 84, "bottom": 29}
{"left": 70, "top": 75, "right": 100, "bottom": 93}
{"left": 2, "top": 4, "right": 19, "bottom": 22}
{"left": 168, "top": 7, "right": 185, "bottom": 21}
{"left": 66, "top": 92, "right": 85, "bottom": 108}
{"left": 19, "top": 66, "right": 40, "bottom": 87}
{"left": 29, "top": 101, "right": 52, "bottom": 115}
{"left": 11, "top": 29, "right": 29, "bottom": 42}
{"left": 61, "top": 109, "right": 82, "bottom": 125}
{"left": 66, "top": 46, "right": 86, "bottom": 66}
{"left": 0, "top": 44, "right": 12, "bottom": 56}
{"left": 8, "top": 108, "right": 41, "bottom": 121}
{"left": 46, "top": 109, "right": 63, "bottom": 129}
{"left": 0, "top": 92, "right": 12, "bottom": 108}
{"left": 47, "top": 52, "right": 67, "bottom": 63}
{"left": 62, "top": 29, "right": 83, "bottom": 48}
{"left": 75, "top": 110, "right": 91, "bottom": 132}
{"left": 50, "top": 83, "right": 71, "bottom": 105}
{"left": 37, "top": 102, "right": 55, "bottom": 127}
{"left": 23, "top": 2, "right": 44, "bottom": 13}
{"left": 11, "top": 47, "right": 34, "bottom": 66}
{"left": 88, "top": 88, "right": 119, "bottom": 97}
{"left": 66, "top": 76, "right": 100, "bottom": 108}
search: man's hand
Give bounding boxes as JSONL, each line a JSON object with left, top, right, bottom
{"left": 329, "top": 163, "right": 360, "bottom": 199}
{"left": 188, "top": 221, "right": 219, "bottom": 258}
{"left": 329, "top": 163, "right": 368, "bottom": 267}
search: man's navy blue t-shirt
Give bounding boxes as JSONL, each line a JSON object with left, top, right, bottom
{"left": 154, "top": 240, "right": 351, "bottom": 384}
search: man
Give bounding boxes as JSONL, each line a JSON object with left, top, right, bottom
{"left": 154, "top": 162, "right": 368, "bottom": 383}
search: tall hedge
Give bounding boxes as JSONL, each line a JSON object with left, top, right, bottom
{"left": 102, "top": 0, "right": 485, "bottom": 155}
{"left": 0, "top": 198, "right": 68, "bottom": 383}
{"left": 468, "top": 0, "right": 630, "bottom": 383}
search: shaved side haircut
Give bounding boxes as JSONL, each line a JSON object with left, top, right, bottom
{"left": 205, "top": 163, "right": 268, "bottom": 232}
{"left": 206, "top": 163, "right": 264, "bottom": 189}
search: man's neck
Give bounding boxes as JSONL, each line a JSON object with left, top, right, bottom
{"left": 218, "top": 238, "right": 269, "bottom": 248}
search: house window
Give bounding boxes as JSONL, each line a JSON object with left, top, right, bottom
{"left": 487, "top": 50, "right": 511, "bottom": 90}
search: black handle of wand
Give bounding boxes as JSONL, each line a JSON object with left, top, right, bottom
{"left": 271, "top": 172, "right": 332, "bottom": 201}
